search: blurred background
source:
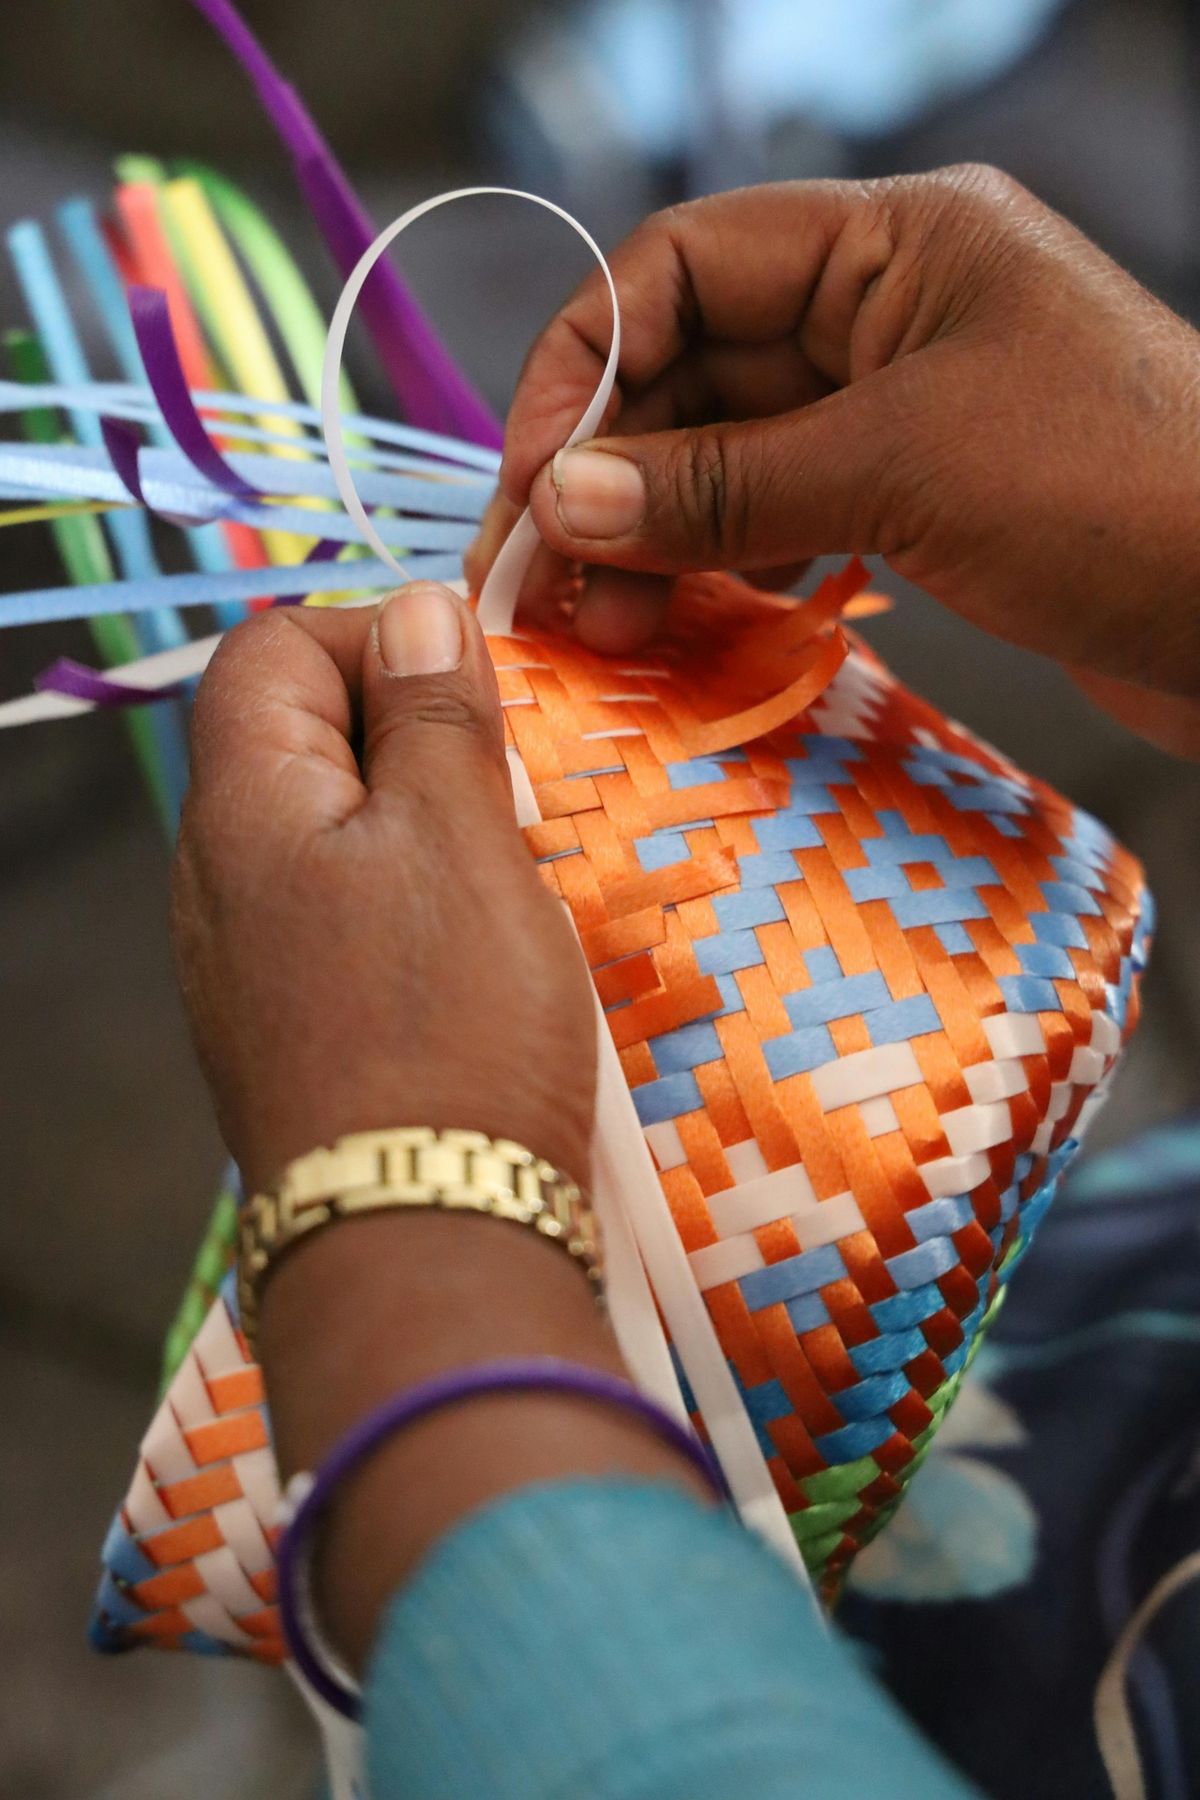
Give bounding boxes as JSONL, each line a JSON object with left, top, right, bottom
{"left": 1, "top": 0, "right": 1197, "bottom": 1793}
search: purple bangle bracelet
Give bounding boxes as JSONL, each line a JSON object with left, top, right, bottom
{"left": 277, "top": 1356, "right": 731, "bottom": 1718}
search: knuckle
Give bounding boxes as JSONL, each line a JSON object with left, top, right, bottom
{"left": 895, "top": 165, "right": 1042, "bottom": 323}
{"left": 928, "top": 165, "right": 1039, "bottom": 252}
{"left": 670, "top": 426, "right": 747, "bottom": 565}
{"left": 406, "top": 685, "right": 489, "bottom": 738}
{"left": 934, "top": 162, "right": 1030, "bottom": 212}
{"left": 374, "top": 682, "right": 502, "bottom": 764}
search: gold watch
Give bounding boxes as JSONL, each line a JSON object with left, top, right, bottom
{"left": 237, "top": 1127, "right": 601, "bottom": 1351}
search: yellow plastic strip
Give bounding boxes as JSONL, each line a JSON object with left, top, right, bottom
{"left": 0, "top": 499, "right": 124, "bottom": 528}
{"left": 157, "top": 175, "right": 314, "bottom": 561}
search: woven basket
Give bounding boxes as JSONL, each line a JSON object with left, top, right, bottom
{"left": 92, "top": 563, "right": 1151, "bottom": 1660}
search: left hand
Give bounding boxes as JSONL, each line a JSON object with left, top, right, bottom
{"left": 171, "top": 584, "right": 708, "bottom": 1671}
{"left": 172, "top": 581, "right": 596, "bottom": 1198}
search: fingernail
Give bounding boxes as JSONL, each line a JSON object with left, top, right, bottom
{"left": 552, "top": 447, "right": 646, "bottom": 539}
{"left": 377, "top": 584, "right": 464, "bottom": 676}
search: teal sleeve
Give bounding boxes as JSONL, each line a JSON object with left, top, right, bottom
{"left": 363, "top": 1479, "right": 979, "bottom": 1799}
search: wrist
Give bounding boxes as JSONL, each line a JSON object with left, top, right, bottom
{"left": 258, "top": 1206, "right": 618, "bottom": 1462}
{"left": 239, "top": 1126, "right": 599, "bottom": 1355}
{"left": 260, "top": 1212, "right": 712, "bottom": 1671}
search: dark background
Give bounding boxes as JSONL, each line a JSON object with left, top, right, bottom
{"left": 1, "top": 2, "right": 1198, "bottom": 1792}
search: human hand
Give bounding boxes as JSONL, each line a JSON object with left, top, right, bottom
{"left": 172, "top": 581, "right": 595, "bottom": 1198}
{"left": 467, "top": 168, "right": 1200, "bottom": 753}
{"left": 172, "top": 584, "right": 709, "bottom": 1669}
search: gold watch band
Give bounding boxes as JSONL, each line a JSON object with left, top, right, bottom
{"left": 237, "top": 1127, "right": 601, "bottom": 1351}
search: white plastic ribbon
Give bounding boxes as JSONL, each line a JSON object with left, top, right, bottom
{"left": 320, "top": 186, "right": 620, "bottom": 636}
{"left": 1094, "top": 1547, "right": 1200, "bottom": 1800}
{"left": 321, "top": 188, "right": 813, "bottom": 1600}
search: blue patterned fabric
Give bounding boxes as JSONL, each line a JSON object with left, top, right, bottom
{"left": 843, "top": 1115, "right": 1200, "bottom": 1799}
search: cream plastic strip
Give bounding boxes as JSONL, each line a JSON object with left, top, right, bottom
{"left": 319, "top": 187, "right": 810, "bottom": 1589}
{"left": 320, "top": 186, "right": 620, "bottom": 637}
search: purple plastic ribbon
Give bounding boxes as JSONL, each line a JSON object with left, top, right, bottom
{"left": 127, "top": 285, "right": 259, "bottom": 499}
{"left": 99, "top": 406, "right": 236, "bottom": 528}
{"left": 34, "top": 657, "right": 188, "bottom": 708}
{"left": 189, "top": 0, "right": 502, "bottom": 448}
{"left": 99, "top": 416, "right": 148, "bottom": 504}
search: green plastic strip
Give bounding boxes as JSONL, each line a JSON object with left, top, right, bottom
{"left": 159, "top": 1184, "right": 240, "bottom": 1393}
{"left": 4, "top": 328, "right": 169, "bottom": 824}
{"left": 174, "top": 162, "right": 359, "bottom": 418}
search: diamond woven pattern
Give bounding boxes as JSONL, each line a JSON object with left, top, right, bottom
{"left": 92, "top": 571, "right": 1151, "bottom": 1660}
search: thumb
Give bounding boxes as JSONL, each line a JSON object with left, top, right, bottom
{"left": 361, "top": 582, "right": 508, "bottom": 804}
{"left": 527, "top": 373, "right": 914, "bottom": 575}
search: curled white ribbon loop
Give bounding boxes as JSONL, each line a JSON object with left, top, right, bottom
{"left": 320, "top": 186, "right": 620, "bottom": 635}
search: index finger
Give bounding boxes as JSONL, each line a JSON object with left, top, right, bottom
{"left": 498, "top": 181, "right": 882, "bottom": 504}
{"left": 186, "top": 606, "right": 378, "bottom": 840}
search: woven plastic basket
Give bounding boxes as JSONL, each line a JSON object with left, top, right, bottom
{"left": 92, "top": 561, "right": 1151, "bottom": 1659}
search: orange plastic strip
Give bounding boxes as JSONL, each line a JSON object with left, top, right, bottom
{"left": 183, "top": 1411, "right": 269, "bottom": 1466}
{"left": 593, "top": 952, "right": 662, "bottom": 1008}
{"left": 140, "top": 1513, "right": 224, "bottom": 1569}
{"left": 606, "top": 974, "right": 724, "bottom": 1050}
{"left": 683, "top": 628, "right": 850, "bottom": 758}
{"left": 601, "top": 849, "right": 739, "bottom": 920}
{"left": 580, "top": 906, "right": 668, "bottom": 966}
{"left": 159, "top": 1464, "right": 243, "bottom": 1519}
{"left": 132, "top": 1565, "right": 207, "bottom": 1610}
{"left": 206, "top": 1367, "right": 264, "bottom": 1412}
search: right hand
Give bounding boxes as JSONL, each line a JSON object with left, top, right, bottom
{"left": 467, "top": 167, "right": 1200, "bottom": 754}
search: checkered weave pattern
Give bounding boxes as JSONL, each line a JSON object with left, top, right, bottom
{"left": 93, "top": 1274, "right": 281, "bottom": 1659}
{"left": 92, "top": 569, "right": 1151, "bottom": 1657}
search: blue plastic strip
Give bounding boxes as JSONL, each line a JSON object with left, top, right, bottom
{"left": 58, "top": 196, "right": 247, "bottom": 629}
{"left": 7, "top": 218, "right": 189, "bottom": 819}
{"left": 0, "top": 553, "right": 464, "bottom": 627}
{"left": 0, "top": 378, "right": 503, "bottom": 472}
{"left": 0, "top": 440, "right": 493, "bottom": 518}
{"left": 7, "top": 221, "right": 185, "bottom": 656}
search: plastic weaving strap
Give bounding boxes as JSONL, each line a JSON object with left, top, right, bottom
{"left": 0, "top": 628, "right": 225, "bottom": 729}
{"left": 175, "top": 163, "right": 359, "bottom": 419}
{"left": 0, "top": 554, "right": 463, "bottom": 634}
{"left": 112, "top": 174, "right": 217, "bottom": 384}
{"left": 6, "top": 218, "right": 189, "bottom": 822}
{"left": 1094, "top": 1549, "right": 1200, "bottom": 1800}
{"left": 123, "top": 283, "right": 258, "bottom": 498}
{"left": 150, "top": 165, "right": 385, "bottom": 608}
{"left": 0, "top": 440, "right": 493, "bottom": 516}
{"left": 321, "top": 187, "right": 621, "bottom": 636}
{"left": 57, "top": 199, "right": 141, "bottom": 372}
{"left": 6, "top": 220, "right": 187, "bottom": 660}
{"left": 173, "top": 163, "right": 389, "bottom": 605}
{"left": 160, "top": 1183, "right": 240, "bottom": 1393}
{"left": 0, "top": 377, "right": 502, "bottom": 470}
{"left": 188, "top": 0, "right": 500, "bottom": 445}
{"left": 35, "top": 658, "right": 189, "bottom": 706}
{"left": 152, "top": 174, "right": 313, "bottom": 563}
{"left": 110, "top": 169, "right": 275, "bottom": 616}
{"left": 153, "top": 175, "right": 307, "bottom": 455}
{"left": 60, "top": 189, "right": 240, "bottom": 586}
{"left": 0, "top": 499, "right": 117, "bottom": 527}
{"left": 3, "top": 329, "right": 170, "bottom": 822}
{"left": 506, "top": 743, "right": 815, "bottom": 1592}
{"left": 98, "top": 416, "right": 149, "bottom": 506}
